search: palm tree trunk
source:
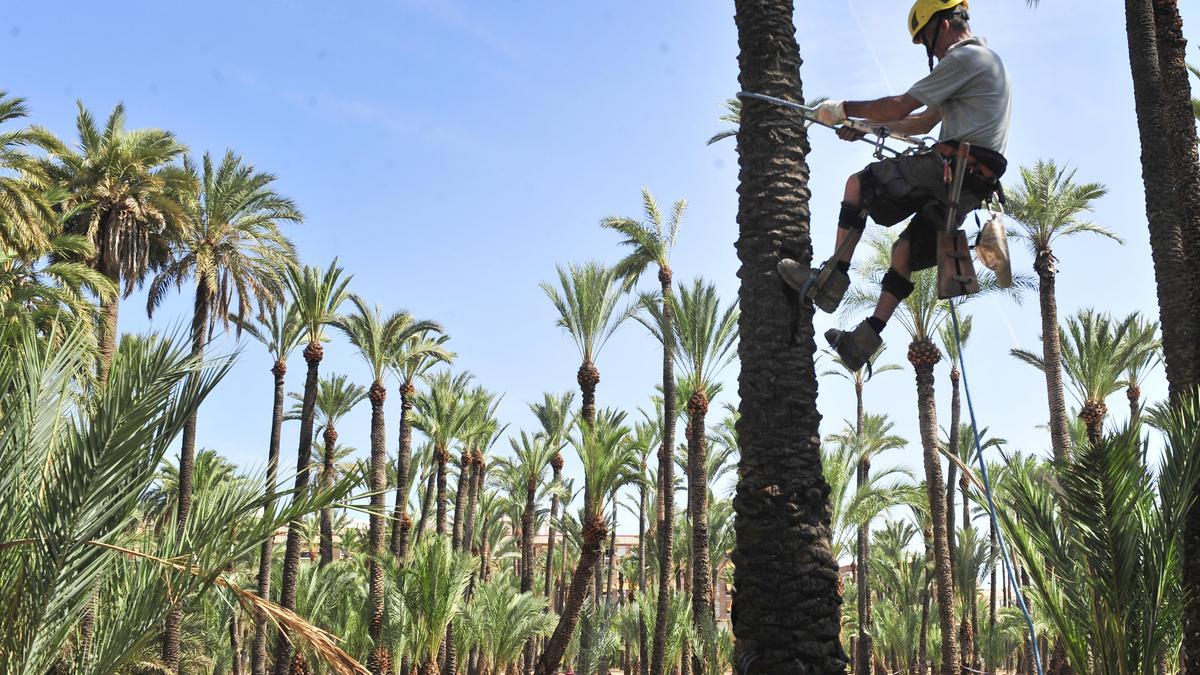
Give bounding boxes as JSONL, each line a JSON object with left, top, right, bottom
{"left": 1034, "top": 251, "right": 1073, "bottom": 463}
{"left": 393, "top": 381, "right": 416, "bottom": 559}
{"left": 988, "top": 520, "right": 996, "bottom": 675}
{"left": 687, "top": 390, "right": 713, "bottom": 673}
{"left": 230, "top": 609, "right": 244, "bottom": 675}
{"left": 253, "top": 359, "right": 288, "bottom": 675}
{"left": 416, "top": 469, "right": 436, "bottom": 544}
{"left": 945, "top": 368, "right": 960, "bottom": 571}
{"left": 163, "top": 286, "right": 210, "bottom": 671}
{"left": 1081, "top": 400, "right": 1107, "bottom": 447}
{"left": 319, "top": 425, "right": 338, "bottom": 567}
{"left": 607, "top": 502, "right": 618, "bottom": 605}
{"left": 96, "top": 275, "right": 120, "bottom": 387}
{"left": 522, "top": 482, "right": 536, "bottom": 675}
{"left": 578, "top": 360, "right": 599, "bottom": 427}
{"left": 918, "top": 584, "right": 930, "bottom": 675}
{"left": 652, "top": 269, "right": 677, "bottom": 675}
{"left": 855, "top": 381, "right": 873, "bottom": 675}
{"left": 464, "top": 451, "right": 482, "bottom": 554}
{"left": 911, "top": 342, "right": 960, "bottom": 675}
{"left": 436, "top": 447, "right": 450, "bottom": 535}
{"left": 535, "top": 514, "right": 607, "bottom": 675}
{"left": 272, "top": 340, "right": 323, "bottom": 675}
{"left": 729, "top": 2, "right": 846, "bottom": 671}
{"left": 638, "top": 473, "right": 649, "bottom": 675}
{"left": 367, "top": 382, "right": 390, "bottom": 675}
{"left": 453, "top": 451, "right": 471, "bottom": 550}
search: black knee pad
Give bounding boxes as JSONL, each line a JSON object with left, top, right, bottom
{"left": 837, "top": 201, "right": 868, "bottom": 231}
{"left": 881, "top": 268, "right": 915, "bottom": 300}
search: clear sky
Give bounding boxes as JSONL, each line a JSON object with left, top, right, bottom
{"left": 5, "top": 1, "right": 1187, "bottom": 531}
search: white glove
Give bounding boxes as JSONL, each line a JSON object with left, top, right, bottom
{"left": 814, "top": 100, "right": 847, "bottom": 126}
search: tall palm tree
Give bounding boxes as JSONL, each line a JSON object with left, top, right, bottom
{"left": 288, "top": 373, "right": 366, "bottom": 567}
{"left": 536, "top": 416, "right": 635, "bottom": 675}
{"left": 642, "top": 277, "right": 737, "bottom": 667}
{"left": 540, "top": 261, "right": 634, "bottom": 427}
{"left": 629, "top": 409, "right": 661, "bottom": 675}
{"left": 149, "top": 149, "right": 298, "bottom": 670}
{"left": 729, "top": 1, "right": 848, "bottom": 669}
{"left": 497, "top": 431, "right": 559, "bottom": 674}
{"left": 938, "top": 314, "right": 972, "bottom": 569}
{"left": 44, "top": 102, "right": 191, "bottom": 385}
{"left": 1013, "top": 308, "right": 1139, "bottom": 447}
{"left": 600, "top": 188, "right": 682, "bottom": 675}
{"left": 272, "top": 260, "right": 351, "bottom": 675}
{"left": 390, "top": 333, "right": 453, "bottom": 559}
{"left": 0, "top": 91, "right": 61, "bottom": 258}
{"left": 411, "top": 371, "right": 479, "bottom": 538}
{"left": 229, "top": 304, "right": 303, "bottom": 675}
{"left": 821, "top": 347, "right": 899, "bottom": 675}
{"left": 529, "top": 390, "right": 576, "bottom": 637}
{"left": 1006, "top": 160, "right": 1114, "bottom": 462}
{"left": 333, "top": 295, "right": 439, "bottom": 674}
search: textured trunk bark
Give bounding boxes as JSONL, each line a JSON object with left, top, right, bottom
{"left": 253, "top": 360, "right": 288, "bottom": 675}
{"left": 945, "top": 367, "right": 960, "bottom": 572}
{"left": 453, "top": 451, "right": 471, "bottom": 550}
{"left": 272, "top": 341, "right": 323, "bottom": 675}
{"left": 535, "top": 520, "right": 606, "bottom": 675}
{"left": 911, "top": 344, "right": 960, "bottom": 675}
{"left": 96, "top": 275, "right": 120, "bottom": 387}
{"left": 687, "top": 390, "right": 713, "bottom": 674}
{"left": 729, "top": 2, "right": 846, "bottom": 671}
{"left": 543, "top": 459, "right": 562, "bottom": 600}
{"left": 415, "top": 469, "right": 436, "bottom": 544}
{"left": 918, "top": 585, "right": 930, "bottom": 675}
{"left": 1035, "top": 252, "right": 1073, "bottom": 463}
{"left": 164, "top": 286, "right": 210, "bottom": 672}
{"left": 522, "top": 482, "right": 536, "bottom": 675}
{"left": 319, "top": 425, "right": 338, "bottom": 567}
{"left": 367, "top": 383, "right": 389, "bottom": 675}
{"left": 855, "top": 381, "right": 873, "bottom": 675}
{"left": 652, "top": 270, "right": 676, "bottom": 675}
{"left": 393, "top": 382, "right": 416, "bottom": 559}
{"left": 464, "top": 451, "right": 482, "bottom": 554}
{"left": 230, "top": 609, "right": 243, "bottom": 675}
{"left": 436, "top": 448, "right": 449, "bottom": 535}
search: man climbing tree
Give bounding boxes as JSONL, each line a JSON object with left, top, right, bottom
{"left": 778, "top": 0, "right": 1012, "bottom": 371}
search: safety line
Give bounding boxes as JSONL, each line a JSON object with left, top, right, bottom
{"left": 948, "top": 299, "right": 1045, "bottom": 675}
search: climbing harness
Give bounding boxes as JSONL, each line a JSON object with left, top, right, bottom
{"left": 935, "top": 142, "right": 980, "bottom": 300}
{"left": 735, "top": 91, "right": 937, "bottom": 160}
{"left": 948, "top": 299, "right": 1045, "bottom": 675}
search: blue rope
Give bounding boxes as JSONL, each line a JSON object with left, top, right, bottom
{"left": 948, "top": 299, "right": 1044, "bottom": 675}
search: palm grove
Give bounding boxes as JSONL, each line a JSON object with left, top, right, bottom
{"left": 5, "top": 2, "right": 1200, "bottom": 675}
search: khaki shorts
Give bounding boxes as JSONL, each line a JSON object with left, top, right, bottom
{"left": 859, "top": 152, "right": 993, "bottom": 271}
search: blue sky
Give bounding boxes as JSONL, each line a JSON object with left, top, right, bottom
{"left": 5, "top": 1, "right": 1186, "bottom": 532}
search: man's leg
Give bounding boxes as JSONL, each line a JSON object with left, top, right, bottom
{"left": 832, "top": 173, "right": 865, "bottom": 266}
{"left": 870, "top": 237, "right": 914, "bottom": 327}
{"left": 778, "top": 172, "right": 867, "bottom": 313}
{"left": 824, "top": 237, "right": 915, "bottom": 371}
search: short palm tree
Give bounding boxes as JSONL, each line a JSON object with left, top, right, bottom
{"left": 1006, "top": 160, "right": 1115, "bottom": 461}
{"left": 273, "top": 260, "right": 351, "bottom": 674}
{"left": 600, "top": 188, "right": 682, "bottom": 675}
{"left": 411, "top": 370, "right": 479, "bottom": 537}
{"left": 536, "top": 416, "right": 636, "bottom": 675}
{"left": 287, "top": 373, "right": 366, "bottom": 566}
{"left": 45, "top": 102, "right": 192, "bottom": 385}
{"left": 0, "top": 91, "right": 61, "bottom": 258}
{"left": 530, "top": 391, "right": 576, "bottom": 608}
{"left": 332, "top": 294, "right": 442, "bottom": 673}
{"left": 1117, "top": 313, "right": 1161, "bottom": 422}
{"left": 390, "top": 333, "right": 453, "bottom": 559}
{"left": 540, "top": 261, "right": 633, "bottom": 426}
{"left": 403, "top": 535, "right": 476, "bottom": 675}
{"left": 0, "top": 231, "right": 114, "bottom": 342}
{"left": 229, "top": 303, "right": 303, "bottom": 675}
{"left": 1013, "top": 308, "right": 1139, "bottom": 447}
{"left": 458, "top": 572, "right": 556, "bottom": 675}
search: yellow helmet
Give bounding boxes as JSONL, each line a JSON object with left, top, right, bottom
{"left": 908, "top": 0, "right": 969, "bottom": 44}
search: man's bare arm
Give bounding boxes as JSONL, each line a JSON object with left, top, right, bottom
{"left": 843, "top": 94, "right": 924, "bottom": 124}
{"left": 874, "top": 106, "right": 942, "bottom": 135}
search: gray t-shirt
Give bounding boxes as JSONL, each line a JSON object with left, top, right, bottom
{"left": 907, "top": 37, "right": 1012, "bottom": 154}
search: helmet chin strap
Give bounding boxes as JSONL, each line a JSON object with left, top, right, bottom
{"left": 923, "top": 19, "right": 943, "bottom": 72}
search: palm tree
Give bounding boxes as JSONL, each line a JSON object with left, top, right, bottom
{"left": 44, "top": 102, "right": 191, "bottom": 385}
{"left": 497, "top": 431, "right": 559, "bottom": 674}
{"left": 0, "top": 231, "right": 115, "bottom": 343}
{"left": 412, "top": 371, "right": 479, "bottom": 538}
{"left": 821, "top": 347, "right": 899, "bottom": 675}
{"left": 404, "top": 536, "right": 476, "bottom": 675}
{"left": 288, "top": 373, "right": 366, "bottom": 567}
{"left": 629, "top": 409, "right": 661, "bottom": 675}
{"left": 530, "top": 391, "right": 576, "bottom": 621}
{"left": 230, "top": 304, "right": 303, "bottom": 675}
{"left": 1012, "top": 309, "right": 1139, "bottom": 447}
{"left": 273, "top": 260, "right": 351, "bottom": 675}
{"left": 390, "top": 333, "right": 453, "bottom": 559}
{"left": 541, "top": 261, "right": 633, "bottom": 427}
{"left": 600, "top": 188, "right": 682, "bottom": 675}
{"left": 0, "top": 91, "right": 61, "bottom": 258}
{"left": 1006, "top": 160, "right": 1114, "bottom": 461}
{"left": 333, "top": 295, "right": 439, "bottom": 674}
{"left": 1117, "top": 313, "right": 1161, "bottom": 423}
{"left": 642, "top": 277, "right": 737, "bottom": 666}
{"left": 729, "top": 1, "right": 848, "bottom": 669}
{"left": 938, "top": 314, "right": 972, "bottom": 569}
{"left": 458, "top": 572, "right": 556, "bottom": 675}
{"left": 312, "top": 439, "right": 357, "bottom": 551}
{"left": 535, "top": 415, "right": 635, "bottom": 675}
